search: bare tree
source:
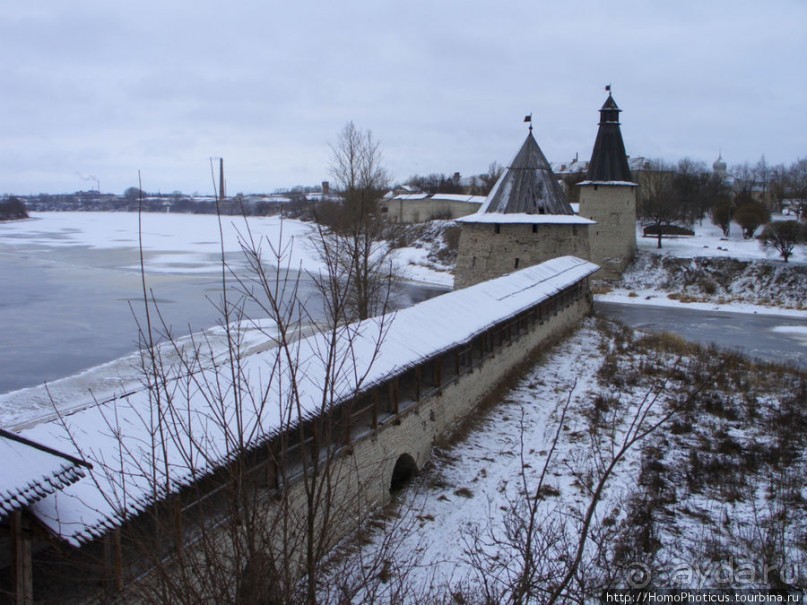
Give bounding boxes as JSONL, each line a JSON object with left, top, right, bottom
{"left": 45, "top": 192, "right": 419, "bottom": 603}
{"left": 315, "top": 121, "right": 396, "bottom": 321}
{"left": 639, "top": 162, "right": 682, "bottom": 249}
{"left": 481, "top": 161, "right": 505, "bottom": 195}
{"left": 457, "top": 367, "right": 713, "bottom": 604}
{"left": 732, "top": 198, "right": 770, "bottom": 239}
{"left": 754, "top": 155, "right": 771, "bottom": 209}
{"left": 673, "top": 158, "right": 709, "bottom": 225}
{"left": 731, "top": 162, "right": 757, "bottom": 200}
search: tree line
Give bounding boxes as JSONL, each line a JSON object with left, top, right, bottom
{"left": 634, "top": 156, "right": 807, "bottom": 261}
{"left": 0, "top": 196, "right": 29, "bottom": 221}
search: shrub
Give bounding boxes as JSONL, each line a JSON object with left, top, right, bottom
{"left": 760, "top": 220, "right": 807, "bottom": 262}
{"left": 733, "top": 199, "right": 771, "bottom": 239}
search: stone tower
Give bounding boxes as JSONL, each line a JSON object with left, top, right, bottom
{"left": 454, "top": 129, "right": 594, "bottom": 289}
{"left": 577, "top": 93, "right": 638, "bottom": 280}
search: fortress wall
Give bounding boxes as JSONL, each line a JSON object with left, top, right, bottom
{"left": 578, "top": 184, "right": 637, "bottom": 279}
{"left": 454, "top": 223, "right": 591, "bottom": 289}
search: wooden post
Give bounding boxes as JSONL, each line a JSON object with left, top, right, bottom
{"left": 10, "top": 510, "right": 33, "bottom": 605}
{"left": 371, "top": 389, "right": 379, "bottom": 430}
{"left": 104, "top": 528, "right": 124, "bottom": 594}
{"left": 343, "top": 401, "right": 353, "bottom": 446}
{"left": 266, "top": 441, "right": 278, "bottom": 489}
{"left": 388, "top": 378, "right": 399, "bottom": 415}
{"left": 415, "top": 367, "right": 421, "bottom": 401}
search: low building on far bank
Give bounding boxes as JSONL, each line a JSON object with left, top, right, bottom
{"left": 379, "top": 192, "right": 485, "bottom": 223}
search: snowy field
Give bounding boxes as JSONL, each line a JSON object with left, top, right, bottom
{"left": 597, "top": 218, "right": 807, "bottom": 318}
{"left": 636, "top": 217, "right": 807, "bottom": 265}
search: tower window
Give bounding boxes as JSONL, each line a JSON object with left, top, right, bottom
{"left": 532, "top": 224, "right": 538, "bottom": 234}
{"left": 514, "top": 258, "right": 520, "bottom": 269}
{"left": 494, "top": 224, "right": 501, "bottom": 234}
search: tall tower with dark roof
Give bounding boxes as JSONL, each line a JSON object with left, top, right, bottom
{"left": 577, "top": 92, "right": 638, "bottom": 279}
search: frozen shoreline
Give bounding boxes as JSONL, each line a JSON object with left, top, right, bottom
{"left": 596, "top": 291, "right": 806, "bottom": 319}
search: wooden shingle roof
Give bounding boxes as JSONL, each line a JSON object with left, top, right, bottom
{"left": 478, "top": 132, "right": 574, "bottom": 216}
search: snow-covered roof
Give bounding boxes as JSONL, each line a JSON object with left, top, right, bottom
{"left": 429, "top": 194, "right": 485, "bottom": 204}
{"left": 20, "top": 256, "right": 597, "bottom": 546}
{"left": 0, "top": 429, "right": 88, "bottom": 517}
{"left": 552, "top": 159, "right": 590, "bottom": 174}
{"left": 577, "top": 180, "right": 638, "bottom": 187}
{"left": 456, "top": 213, "right": 595, "bottom": 225}
{"left": 388, "top": 193, "right": 485, "bottom": 205}
{"left": 390, "top": 193, "right": 430, "bottom": 201}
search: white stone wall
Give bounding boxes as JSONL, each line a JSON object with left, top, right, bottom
{"left": 578, "top": 184, "right": 637, "bottom": 280}
{"left": 454, "top": 223, "right": 592, "bottom": 289}
{"left": 116, "top": 287, "right": 593, "bottom": 603}
{"left": 381, "top": 198, "right": 481, "bottom": 223}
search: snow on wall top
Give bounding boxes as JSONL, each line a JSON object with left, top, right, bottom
{"left": 456, "top": 213, "right": 595, "bottom": 225}
{"left": 0, "top": 429, "right": 88, "bottom": 517}
{"left": 390, "top": 193, "right": 485, "bottom": 204}
{"left": 577, "top": 180, "right": 638, "bottom": 187}
{"left": 429, "top": 194, "right": 485, "bottom": 204}
{"left": 21, "top": 256, "right": 597, "bottom": 546}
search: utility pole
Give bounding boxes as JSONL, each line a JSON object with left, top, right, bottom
{"left": 219, "top": 158, "right": 225, "bottom": 201}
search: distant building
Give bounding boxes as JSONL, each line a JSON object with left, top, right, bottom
{"left": 713, "top": 153, "right": 728, "bottom": 180}
{"left": 379, "top": 192, "right": 485, "bottom": 223}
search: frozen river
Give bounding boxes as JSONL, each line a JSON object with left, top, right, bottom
{"left": 2, "top": 213, "right": 803, "bottom": 426}
{"left": 596, "top": 301, "right": 807, "bottom": 369}
{"left": 0, "top": 213, "right": 445, "bottom": 397}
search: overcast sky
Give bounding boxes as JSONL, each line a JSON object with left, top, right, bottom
{"left": 2, "top": 1, "right": 805, "bottom": 195}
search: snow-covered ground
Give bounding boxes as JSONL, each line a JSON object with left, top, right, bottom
{"left": 597, "top": 218, "right": 806, "bottom": 317}
{"left": 326, "top": 319, "right": 807, "bottom": 601}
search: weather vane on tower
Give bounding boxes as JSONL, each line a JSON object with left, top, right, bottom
{"left": 523, "top": 113, "right": 533, "bottom": 133}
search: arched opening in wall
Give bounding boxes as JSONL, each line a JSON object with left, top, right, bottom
{"left": 389, "top": 453, "right": 418, "bottom": 494}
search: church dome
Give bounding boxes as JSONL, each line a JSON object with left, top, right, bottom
{"left": 713, "top": 153, "right": 727, "bottom": 175}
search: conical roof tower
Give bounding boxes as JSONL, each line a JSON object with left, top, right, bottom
{"left": 479, "top": 131, "right": 574, "bottom": 215}
{"left": 586, "top": 93, "right": 632, "bottom": 182}
{"left": 454, "top": 124, "right": 594, "bottom": 289}
{"left": 578, "top": 91, "right": 637, "bottom": 280}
